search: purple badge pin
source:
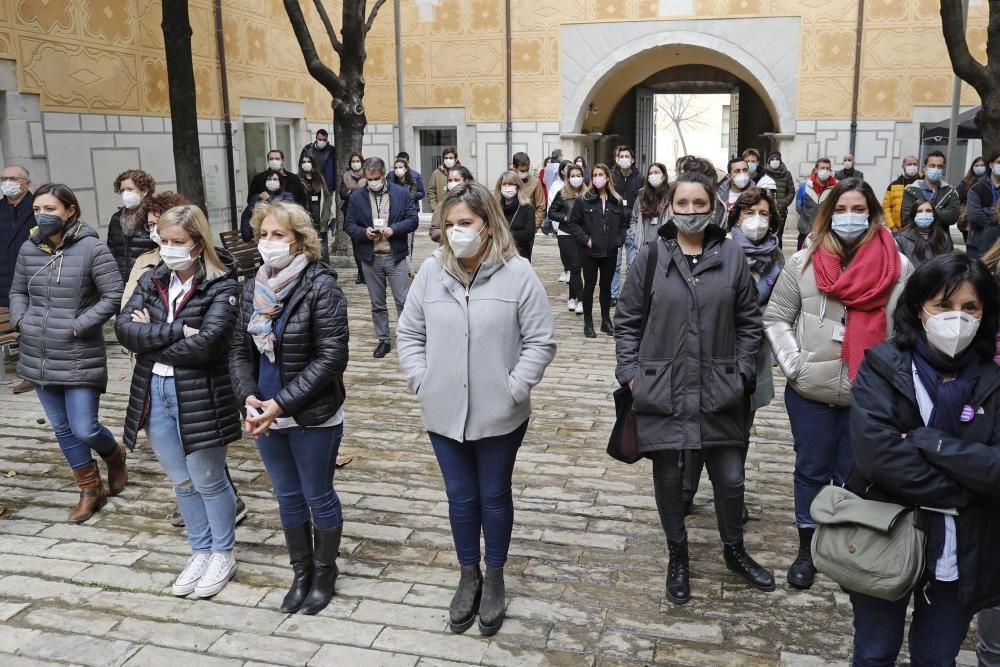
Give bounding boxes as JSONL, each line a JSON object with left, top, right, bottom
{"left": 960, "top": 405, "right": 975, "bottom": 423}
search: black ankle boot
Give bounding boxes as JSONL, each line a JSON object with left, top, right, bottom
{"left": 281, "top": 522, "right": 314, "bottom": 613}
{"left": 666, "top": 539, "right": 690, "bottom": 605}
{"left": 584, "top": 317, "right": 597, "bottom": 338}
{"left": 600, "top": 316, "right": 614, "bottom": 336}
{"left": 477, "top": 566, "right": 505, "bottom": 635}
{"left": 723, "top": 541, "right": 776, "bottom": 591}
{"left": 787, "top": 527, "right": 816, "bottom": 589}
{"left": 300, "top": 524, "right": 342, "bottom": 615}
{"left": 449, "top": 564, "right": 482, "bottom": 633}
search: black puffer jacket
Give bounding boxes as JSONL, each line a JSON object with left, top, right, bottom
{"left": 561, "top": 189, "right": 628, "bottom": 259}
{"left": 116, "top": 253, "right": 241, "bottom": 453}
{"left": 10, "top": 221, "right": 124, "bottom": 390}
{"left": 849, "top": 341, "right": 1000, "bottom": 615}
{"left": 230, "top": 261, "right": 349, "bottom": 424}
{"left": 107, "top": 208, "right": 158, "bottom": 282}
{"left": 502, "top": 200, "right": 536, "bottom": 248}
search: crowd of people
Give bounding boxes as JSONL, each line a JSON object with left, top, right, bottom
{"left": 1, "top": 134, "right": 1000, "bottom": 663}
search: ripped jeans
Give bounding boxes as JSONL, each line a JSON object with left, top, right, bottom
{"left": 147, "top": 376, "right": 236, "bottom": 553}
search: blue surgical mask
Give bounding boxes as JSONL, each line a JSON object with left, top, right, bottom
{"left": 925, "top": 167, "right": 943, "bottom": 182}
{"left": 973, "top": 165, "right": 987, "bottom": 177}
{"left": 831, "top": 212, "right": 869, "bottom": 243}
{"left": 994, "top": 164, "right": 1000, "bottom": 178}
{"left": 914, "top": 212, "right": 934, "bottom": 228}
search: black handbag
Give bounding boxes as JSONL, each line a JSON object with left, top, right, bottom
{"left": 607, "top": 240, "right": 658, "bottom": 464}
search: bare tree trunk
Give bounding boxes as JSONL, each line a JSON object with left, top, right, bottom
{"left": 673, "top": 120, "right": 689, "bottom": 156}
{"left": 161, "top": 0, "right": 206, "bottom": 211}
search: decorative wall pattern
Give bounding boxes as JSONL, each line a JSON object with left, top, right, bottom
{"left": 0, "top": 0, "right": 989, "bottom": 125}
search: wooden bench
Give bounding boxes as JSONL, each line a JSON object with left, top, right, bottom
{"left": 0, "top": 307, "right": 19, "bottom": 384}
{"left": 219, "top": 230, "right": 262, "bottom": 282}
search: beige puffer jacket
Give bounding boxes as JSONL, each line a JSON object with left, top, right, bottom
{"left": 763, "top": 248, "right": 912, "bottom": 406}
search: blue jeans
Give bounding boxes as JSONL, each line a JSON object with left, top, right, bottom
{"left": 610, "top": 229, "right": 636, "bottom": 300}
{"left": 256, "top": 423, "right": 344, "bottom": 529}
{"left": 147, "top": 376, "right": 236, "bottom": 553}
{"left": 785, "top": 386, "right": 854, "bottom": 528}
{"left": 34, "top": 385, "right": 117, "bottom": 470}
{"left": 430, "top": 421, "right": 528, "bottom": 568}
{"left": 850, "top": 578, "right": 972, "bottom": 666}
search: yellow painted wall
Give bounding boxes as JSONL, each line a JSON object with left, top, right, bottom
{"left": 0, "top": 0, "right": 988, "bottom": 124}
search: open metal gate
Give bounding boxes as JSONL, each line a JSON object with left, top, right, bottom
{"left": 635, "top": 86, "right": 654, "bottom": 172}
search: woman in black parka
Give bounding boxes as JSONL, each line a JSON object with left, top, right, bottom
{"left": 230, "top": 200, "right": 350, "bottom": 617}
{"left": 848, "top": 253, "right": 1000, "bottom": 665}
{"left": 613, "top": 171, "right": 774, "bottom": 606}
{"left": 9, "top": 183, "right": 125, "bottom": 524}
{"left": 117, "top": 204, "right": 241, "bottom": 600}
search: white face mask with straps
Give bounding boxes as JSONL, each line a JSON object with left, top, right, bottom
{"left": 923, "top": 308, "right": 981, "bottom": 357}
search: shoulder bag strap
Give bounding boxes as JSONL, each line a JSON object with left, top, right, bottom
{"left": 638, "top": 239, "right": 658, "bottom": 340}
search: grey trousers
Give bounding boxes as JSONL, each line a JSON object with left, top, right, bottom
{"left": 361, "top": 254, "right": 410, "bottom": 343}
{"left": 980, "top": 606, "right": 1000, "bottom": 667}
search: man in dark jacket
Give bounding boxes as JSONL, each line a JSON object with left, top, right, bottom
{"left": 0, "top": 164, "right": 34, "bottom": 393}
{"left": 834, "top": 153, "right": 864, "bottom": 182}
{"left": 611, "top": 145, "right": 643, "bottom": 302}
{"left": 900, "top": 151, "right": 960, "bottom": 233}
{"left": 299, "top": 129, "right": 336, "bottom": 190}
{"left": 249, "top": 149, "right": 307, "bottom": 208}
{"left": 764, "top": 151, "right": 795, "bottom": 247}
{"left": 967, "top": 152, "right": 1000, "bottom": 259}
{"left": 344, "top": 157, "right": 419, "bottom": 358}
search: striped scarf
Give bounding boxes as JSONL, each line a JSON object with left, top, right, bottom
{"left": 247, "top": 254, "right": 309, "bottom": 361}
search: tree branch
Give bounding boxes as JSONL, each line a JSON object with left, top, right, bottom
{"left": 365, "top": 0, "right": 387, "bottom": 33}
{"left": 283, "top": 0, "right": 344, "bottom": 97}
{"left": 311, "top": 0, "right": 343, "bottom": 56}
{"left": 939, "top": 0, "right": 993, "bottom": 95}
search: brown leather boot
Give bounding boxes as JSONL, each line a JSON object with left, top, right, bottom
{"left": 101, "top": 442, "right": 128, "bottom": 496}
{"left": 69, "top": 461, "right": 107, "bottom": 524}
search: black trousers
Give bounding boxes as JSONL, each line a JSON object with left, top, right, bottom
{"left": 557, "top": 235, "right": 583, "bottom": 302}
{"left": 652, "top": 446, "right": 746, "bottom": 546}
{"left": 683, "top": 408, "right": 754, "bottom": 503}
{"left": 581, "top": 254, "right": 616, "bottom": 322}
{"left": 516, "top": 239, "right": 534, "bottom": 262}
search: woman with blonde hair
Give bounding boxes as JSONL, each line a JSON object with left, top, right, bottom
{"left": 398, "top": 182, "right": 556, "bottom": 636}
{"left": 494, "top": 170, "right": 538, "bottom": 260}
{"left": 548, "top": 162, "right": 588, "bottom": 313}
{"left": 230, "top": 200, "right": 350, "bottom": 616}
{"left": 117, "top": 204, "right": 241, "bottom": 598}
{"left": 764, "top": 179, "right": 911, "bottom": 590}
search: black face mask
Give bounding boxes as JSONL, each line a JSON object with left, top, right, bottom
{"left": 36, "top": 213, "right": 66, "bottom": 238}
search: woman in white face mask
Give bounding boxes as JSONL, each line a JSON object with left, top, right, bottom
{"left": 429, "top": 166, "right": 475, "bottom": 244}
{"left": 548, "top": 163, "right": 588, "bottom": 313}
{"left": 397, "top": 182, "right": 556, "bottom": 637}
{"left": 494, "top": 170, "right": 537, "bottom": 261}
{"left": 240, "top": 172, "right": 295, "bottom": 242}
{"left": 764, "top": 179, "right": 912, "bottom": 591}
{"left": 117, "top": 204, "right": 241, "bottom": 600}
{"left": 230, "top": 200, "right": 350, "bottom": 616}
{"left": 847, "top": 252, "right": 1000, "bottom": 666}
{"left": 108, "top": 169, "right": 158, "bottom": 283}
{"left": 631, "top": 162, "right": 670, "bottom": 250}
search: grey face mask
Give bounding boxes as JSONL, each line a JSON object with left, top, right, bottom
{"left": 672, "top": 212, "right": 713, "bottom": 235}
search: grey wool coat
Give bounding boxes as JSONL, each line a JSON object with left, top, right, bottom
{"left": 613, "top": 222, "right": 762, "bottom": 453}
{"left": 10, "top": 220, "right": 124, "bottom": 390}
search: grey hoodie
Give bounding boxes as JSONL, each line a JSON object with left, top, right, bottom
{"left": 397, "top": 252, "right": 556, "bottom": 442}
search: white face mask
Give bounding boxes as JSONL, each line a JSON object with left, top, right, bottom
{"left": 831, "top": 212, "right": 869, "bottom": 242}
{"left": 300, "top": 162, "right": 313, "bottom": 173}
{"left": 351, "top": 161, "right": 362, "bottom": 171}
{"left": 843, "top": 160, "right": 854, "bottom": 169}
{"left": 447, "top": 225, "right": 483, "bottom": 258}
{"left": 368, "top": 179, "right": 385, "bottom": 192}
{"left": 315, "top": 140, "right": 328, "bottom": 149}
{"left": 740, "top": 213, "right": 769, "bottom": 242}
{"left": 769, "top": 159, "right": 781, "bottom": 170}
{"left": 446, "top": 180, "right": 461, "bottom": 191}
{"left": 501, "top": 185, "right": 518, "bottom": 199}
{"left": 923, "top": 308, "right": 981, "bottom": 358}
{"left": 160, "top": 245, "right": 196, "bottom": 272}
{"left": 817, "top": 169, "right": 832, "bottom": 181}
{"left": 617, "top": 157, "right": 632, "bottom": 170}
{"left": 394, "top": 167, "right": 406, "bottom": 178}
{"left": 0, "top": 181, "right": 21, "bottom": 198}
{"left": 733, "top": 173, "right": 750, "bottom": 189}
{"left": 747, "top": 161, "right": 758, "bottom": 174}
{"left": 266, "top": 179, "right": 281, "bottom": 192}
{"left": 258, "top": 239, "right": 295, "bottom": 268}
{"left": 148, "top": 227, "right": 160, "bottom": 245}
{"left": 904, "top": 164, "right": 919, "bottom": 177}
{"left": 122, "top": 191, "right": 142, "bottom": 210}
{"left": 518, "top": 171, "right": 530, "bottom": 181}
{"left": 443, "top": 158, "right": 456, "bottom": 169}
{"left": 268, "top": 159, "right": 283, "bottom": 171}
{"left": 569, "top": 175, "right": 584, "bottom": 188}
{"left": 647, "top": 173, "right": 664, "bottom": 188}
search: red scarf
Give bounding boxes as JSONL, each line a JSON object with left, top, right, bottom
{"left": 810, "top": 173, "right": 837, "bottom": 195}
{"left": 813, "top": 226, "right": 901, "bottom": 379}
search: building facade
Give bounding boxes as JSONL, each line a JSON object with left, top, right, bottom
{"left": 0, "top": 0, "right": 987, "bottom": 236}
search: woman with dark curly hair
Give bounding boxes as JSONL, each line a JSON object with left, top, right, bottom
{"left": 108, "top": 168, "right": 157, "bottom": 282}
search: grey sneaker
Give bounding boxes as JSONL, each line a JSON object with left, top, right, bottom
{"left": 169, "top": 511, "right": 185, "bottom": 528}
{"left": 234, "top": 496, "right": 247, "bottom": 525}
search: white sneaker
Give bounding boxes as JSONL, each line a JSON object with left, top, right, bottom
{"left": 193, "top": 552, "right": 237, "bottom": 598}
{"left": 567, "top": 298, "right": 577, "bottom": 311}
{"left": 558, "top": 271, "right": 569, "bottom": 283}
{"left": 172, "top": 553, "right": 211, "bottom": 596}
{"left": 575, "top": 302, "right": 584, "bottom": 315}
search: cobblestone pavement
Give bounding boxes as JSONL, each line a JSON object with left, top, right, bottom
{"left": 0, "top": 231, "right": 979, "bottom": 666}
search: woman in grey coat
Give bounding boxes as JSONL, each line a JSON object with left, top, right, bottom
{"left": 9, "top": 183, "right": 125, "bottom": 524}
{"left": 397, "top": 182, "right": 556, "bottom": 637}
{"left": 614, "top": 172, "right": 774, "bottom": 606}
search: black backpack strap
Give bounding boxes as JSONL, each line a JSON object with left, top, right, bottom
{"left": 638, "top": 239, "right": 658, "bottom": 339}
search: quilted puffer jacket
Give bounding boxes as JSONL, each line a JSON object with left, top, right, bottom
{"left": 763, "top": 247, "right": 911, "bottom": 406}
{"left": 229, "top": 261, "right": 349, "bottom": 424}
{"left": 116, "top": 253, "right": 241, "bottom": 453}
{"left": 107, "top": 208, "right": 158, "bottom": 282}
{"left": 9, "top": 220, "right": 124, "bottom": 390}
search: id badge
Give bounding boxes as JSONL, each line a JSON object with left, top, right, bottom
{"left": 311, "top": 194, "right": 320, "bottom": 202}
{"left": 832, "top": 324, "right": 845, "bottom": 343}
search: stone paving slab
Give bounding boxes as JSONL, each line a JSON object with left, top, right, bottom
{"left": 0, "top": 233, "right": 980, "bottom": 665}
